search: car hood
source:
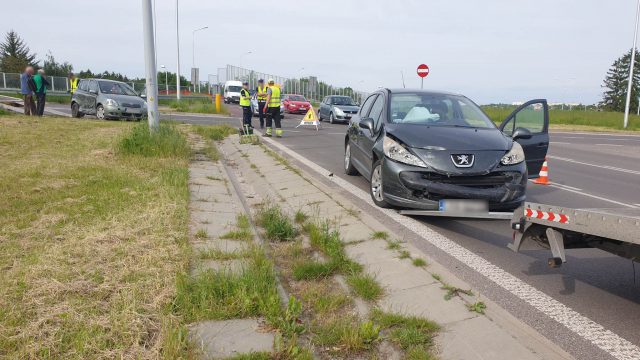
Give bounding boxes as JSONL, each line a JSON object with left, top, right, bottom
{"left": 334, "top": 105, "right": 359, "bottom": 112}
{"left": 289, "top": 101, "right": 310, "bottom": 106}
{"left": 99, "top": 94, "right": 145, "bottom": 105}
{"left": 385, "top": 124, "right": 513, "bottom": 175}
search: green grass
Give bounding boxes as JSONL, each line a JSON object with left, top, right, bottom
{"left": 194, "top": 124, "right": 237, "bottom": 141}
{"left": 257, "top": 205, "right": 297, "bottom": 241}
{"left": 161, "top": 98, "right": 228, "bottom": 114}
{"left": 0, "top": 107, "right": 11, "bottom": 116}
{"left": 195, "top": 228, "right": 208, "bottom": 239}
{"left": 294, "top": 209, "right": 309, "bottom": 224}
{"left": 0, "top": 91, "right": 71, "bottom": 104}
{"left": 172, "top": 247, "right": 280, "bottom": 322}
{"left": 371, "top": 231, "right": 389, "bottom": 240}
{"left": 412, "top": 258, "right": 427, "bottom": 267}
{"left": 117, "top": 122, "right": 190, "bottom": 158}
{"left": 399, "top": 250, "right": 411, "bottom": 259}
{"left": 292, "top": 260, "right": 337, "bottom": 280}
{"left": 467, "top": 301, "right": 487, "bottom": 314}
{"left": 386, "top": 240, "right": 402, "bottom": 250}
{"left": 313, "top": 317, "right": 381, "bottom": 353}
{"left": 307, "top": 222, "right": 362, "bottom": 274}
{"left": 482, "top": 106, "right": 640, "bottom": 131}
{"left": 442, "top": 284, "right": 473, "bottom": 301}
{"left": 347, "top": 273, "right": 384, "bottom": 301}
{"left": 370, "top": 309, "right": 439, "bottom": 356}
{"left": 0, "top": 115, "right": 191, "bottom": 358}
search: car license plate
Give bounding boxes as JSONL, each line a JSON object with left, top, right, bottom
{"left": 439, "top": 199, "right": 488, "bottom": 214}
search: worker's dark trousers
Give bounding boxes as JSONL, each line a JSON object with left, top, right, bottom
{"left": 23, "top": 94, "right": 36, "bottom": 115}
{"left": 265, "top": 107, "right": 281, "bottom": 130}
{"left": 257, "top": 101, "right": 266, "bottom": 128}
{"left": 35, "top": 93, "right": 46, "bottom": 116}
{"left": 242, "top": 106, "right": 252, "bottom": 128}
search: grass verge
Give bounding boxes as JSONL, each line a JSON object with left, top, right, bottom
{"left": 0, "top": 116, "right": 191, "bottom": 358}
{"left": 160, "top": 98, "right": 229, "bottom": 115}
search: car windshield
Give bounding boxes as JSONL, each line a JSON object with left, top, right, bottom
{"left": 289, "top": 95, "right": 306, "bottom": 101}
{"left": 228, "top": 86, "right": 242, "bottom": 92}
{"left": 98, "top": 81, "right": 137, "bottom": 96}
{"left": 331, "top": 96, "right": 356, "bottom": 106}
{"left": 389, "top": 92, "right": 495, "bottom": 128}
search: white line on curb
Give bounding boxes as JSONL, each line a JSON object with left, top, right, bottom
{"left": 548, "top": 156, "right": 640, "bottom": 176}
{"left": 259, "top": 133, "right": 640, "bottom": 360}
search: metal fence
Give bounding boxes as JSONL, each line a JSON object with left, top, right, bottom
{"left": 222, "top": 65, "right": 370, "bottom": 104}
{"left": 0, "top": 72, "right": 72, "bottom": 93}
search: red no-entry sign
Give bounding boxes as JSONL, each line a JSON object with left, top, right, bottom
{"left": 417, "top": 64, "right": 430, "bottom": 78}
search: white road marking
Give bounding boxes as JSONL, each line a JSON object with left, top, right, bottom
{"left": 258, "top": 132, "right": 640, "bottom": 360}
{"left": 545, "top": 183, "right": 639, "bottom": 208}
{"left": 549, "top": 183, "right": 582, "bottom": 191}
{"left": 552, "top": 131, "right": 640, "bottom": 138}
{"left": 555, "top": 136, "right": 585, "bottom": 139}
{"left": 548, "top": 156, "right": 640, "bottom": 176}
{"left": 595, "top": 143, "right": 624, "bottom": 147}
{"left": 550, "top": 141, "right": 571, "bottom": 145}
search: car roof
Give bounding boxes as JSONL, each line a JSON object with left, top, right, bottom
{"left": 82, "top": 78, "right": 125, "bottom": 84}
{"left": 383, "top": 88, "right": 463, "bottom": 97}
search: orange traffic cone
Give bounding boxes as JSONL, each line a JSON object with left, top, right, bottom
{"left": 533, "top": 157, "right": 550, "bottom": 185}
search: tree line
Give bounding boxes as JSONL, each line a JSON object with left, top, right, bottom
{"left": 0, "top": 30, "right": 190, "bottom": 86}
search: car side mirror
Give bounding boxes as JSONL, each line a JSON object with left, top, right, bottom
{"left": 359, "top": 117, "right": 374, "bottom": 135}
{"left": 512, "top": 127, "right": 532, "bottom": 140}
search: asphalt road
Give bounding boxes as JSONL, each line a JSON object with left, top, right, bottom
{"left": 35, "top": 102, "right": 640, "bottom": 359}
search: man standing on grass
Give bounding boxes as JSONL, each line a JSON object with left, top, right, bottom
{"left": 20, "top": 66, "right": 36, "bottom": 116}
{"left": 32, "top": 69, "right": 49, "bottom": 116}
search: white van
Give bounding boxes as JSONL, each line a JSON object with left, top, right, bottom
{"left": 223, "top": 80, "right": 243, "bottom": 104}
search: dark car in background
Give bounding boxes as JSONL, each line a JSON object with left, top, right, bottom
{"left": 343, "top": 89, "right": 549, "bottom": 211}
{"left": 318, "top": 95, "right": 359, "bottom": 123}
{"left": 71, "top": 79, "right": 147, "bottom": 120}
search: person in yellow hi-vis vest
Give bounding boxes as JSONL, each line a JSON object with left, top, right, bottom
{"left": 263, "top": 79, "right": 282, "bottom": 137}
{"left": 239, "top": 81, "right": 252, "bottom": 129}
{"left": 256, "top": 79, "right": 268, "bottom": 129}
{"left": 68, "top": 72, "right": 78, "bottom": 94}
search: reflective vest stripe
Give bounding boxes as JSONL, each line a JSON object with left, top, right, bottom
{"left": 268, "top": 86, "right": 280, "bottom": 108}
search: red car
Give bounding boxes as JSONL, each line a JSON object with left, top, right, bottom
{"left": 282, "top": 94, "right": 311, "bottom": 114}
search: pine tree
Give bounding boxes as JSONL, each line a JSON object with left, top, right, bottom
{"left": 601, "top": 49, "right": 640, "bottom": 112}
{"left": 0, "top": 30, "right": 37, "bottom": 73}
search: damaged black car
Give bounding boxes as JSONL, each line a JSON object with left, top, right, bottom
{"left": 343, "top": 89, "right": 549, "bottom": 211}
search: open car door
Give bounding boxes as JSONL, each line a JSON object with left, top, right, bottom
{"left": 499, "top": 99, "right": 550, "bottom": 177}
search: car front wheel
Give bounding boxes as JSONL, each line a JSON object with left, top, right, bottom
{"left": 96, "top": 105, "right": 105, "bottom": 120}
{"left": 329, "top": 112, "right": 335, "bottom": 124}
{"left": 71, "top": 102, "right": 84, "bottom": 118}
{"left": 344, "top": 142, "right": 358, "bottom": 176}
{"left": 370, "top": 159, "right": 391, "bottom": 208}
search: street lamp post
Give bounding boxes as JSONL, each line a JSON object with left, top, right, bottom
{"left": 624, "top": 0, "right": 640, "bottom": 129}
{"left": 161, "top": 65, "right": 168, "bottom": 94}
{"left": 142, "top": 0, "right": 159, "bottom": 130}
{"left": 192, "top": 26, "right": 208, "bottom": 93}
{"left": 175, "top": 0, "right": 181, "bottom": 100}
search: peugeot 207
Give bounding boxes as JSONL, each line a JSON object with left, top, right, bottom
{"left": 344, "top": 89, "right": 549, "bottom": 211}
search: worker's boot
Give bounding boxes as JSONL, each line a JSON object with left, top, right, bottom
{"left": 264, "top": 128, "right": 272, "bottom": 137}
{"left": 275, "top": 129, "right": 283, "bottom": 138}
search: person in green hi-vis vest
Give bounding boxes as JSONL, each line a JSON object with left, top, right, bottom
{"left": 32, "top": 69, "right": 50, "bottom": 116}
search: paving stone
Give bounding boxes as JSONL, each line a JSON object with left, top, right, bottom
{"left": 438, "top": 316, "right": 543, "bottom": 360}
{"left": 191, "top": 210, "right": 237, "bottom": 227}
{"left": 339, "top": 222, "right": 374, "bottom": 242}
{"left": 378, "top": 283, "right": 478, "bottom": 325}
{"left": 191, "top": 183, "right": 230, "bottom": 196}
{"left": 192, "top": 259, "right": 246, "bottom": 277}
{"left": 193, "top": 239, "right": 248, "bottom": 253}
{"left": 190, "top": 200, "right": 241, "bottom": 213}
{"left": 188, "top": 319, "right": 274, "bottom": 359}
{"left": 346, "top": 239, "right": 395, "bottom": 264}
{"left": 277, "top": 185, "right": 320, "bottom": 199}
{"left": 370, "top": 258, "right": 436, "bottom": 291}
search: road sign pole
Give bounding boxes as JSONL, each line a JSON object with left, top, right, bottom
{"left": 421, "top": 77, "right": 423, "bottom": 90}
{"left": 176, "top": 0, "right": 181, "bottom": 100}
{"left": 624, "top": 0, "right": 640, "bottom": 128}
{"left": 142, "top": 0, "right": 159, "bottom": 130}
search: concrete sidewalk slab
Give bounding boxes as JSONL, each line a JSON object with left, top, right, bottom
{"left": 188, "top": 319, "right": 274, "bottom": 359}
{"left": 192, "top": 259, "right": 247, "bottom": 277}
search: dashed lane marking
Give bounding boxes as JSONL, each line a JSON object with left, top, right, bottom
{"left": 259, "top": 132, "right": 640, "bottom": 360}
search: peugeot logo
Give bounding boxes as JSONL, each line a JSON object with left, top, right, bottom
{"left": 451, "top": 154, "right": 474, "bottom": 168}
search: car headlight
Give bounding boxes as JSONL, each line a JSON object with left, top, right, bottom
{"left": 383, "top": 136, "right": 427, "bottom": 168}
{"left": 501, "top": 141, "right": 525, "bottom": 165}
{"left": 334, "top": 107, "right": 345, "bottom": 116}
{"left": 105, "top": 99, "right": 118, "bottom": 107}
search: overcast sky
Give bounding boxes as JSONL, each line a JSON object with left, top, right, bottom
{"left": 2, "top": 0, "right": 638, "bottom": 104}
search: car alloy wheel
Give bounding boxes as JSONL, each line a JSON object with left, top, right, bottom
{"left": 370, "top": 160, "right": 391, "bottom": 208}
{"left": 96, "top": 105, "right": 105, "bottom": 120}
{"left": 344, "top": 143, "right": 358, "bottom": 175}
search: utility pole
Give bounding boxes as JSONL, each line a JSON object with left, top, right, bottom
{"left": 142, "top": 0, "right": 159, "bottom": 130}
{"left": 176, "top": 0, "right": 181, "bottom": 100}
{"left": 624, "top": 0, "right": 640, "bottom": 128}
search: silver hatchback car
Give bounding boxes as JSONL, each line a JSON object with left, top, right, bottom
{"left": 71, "top": 79, "right": 147, "bottom": 120}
